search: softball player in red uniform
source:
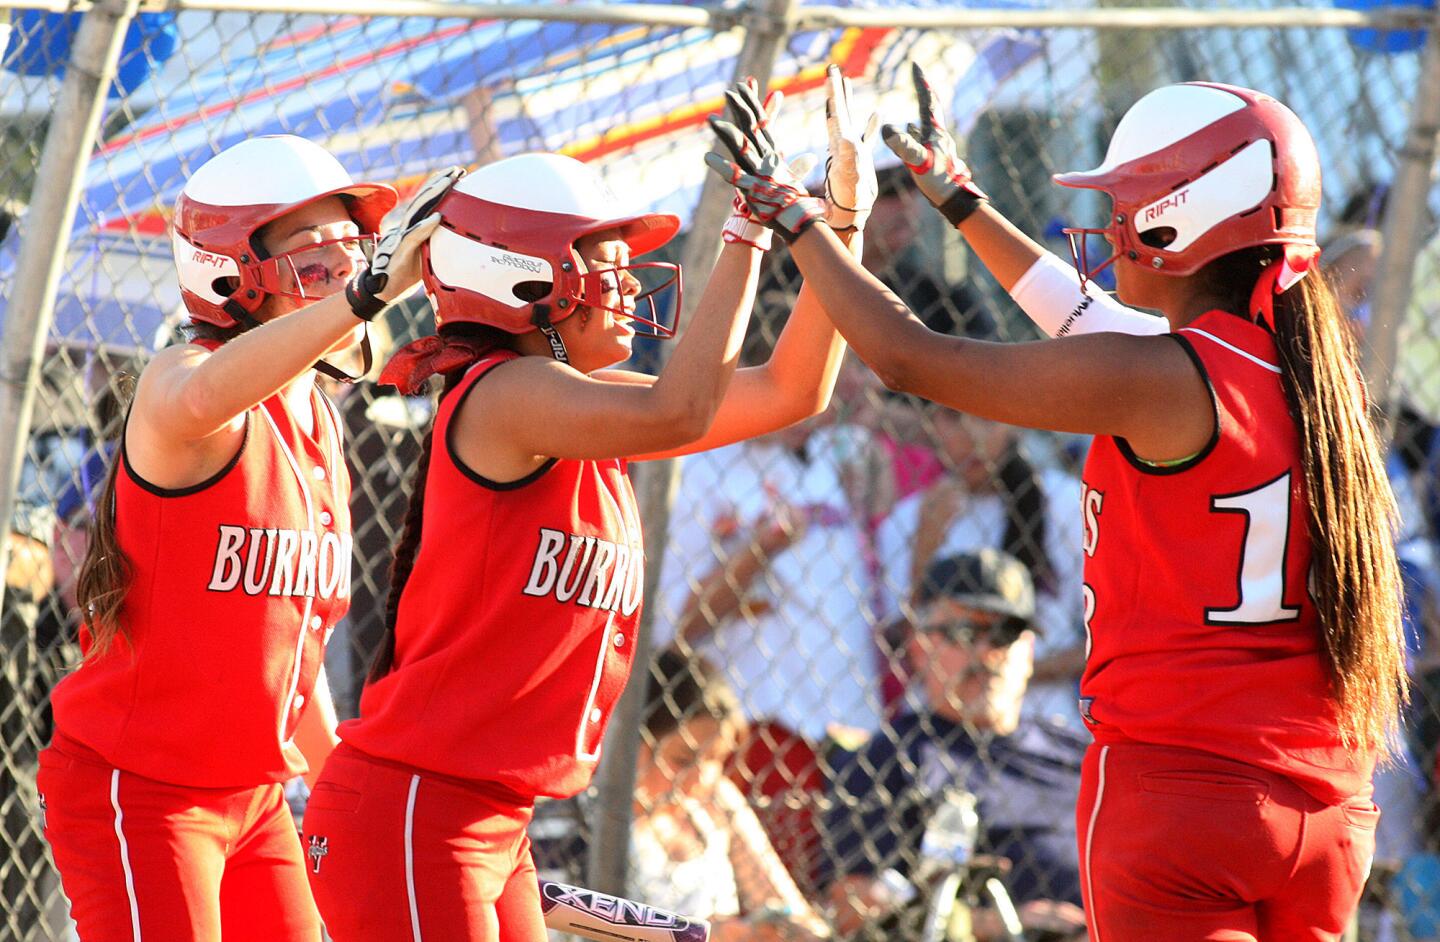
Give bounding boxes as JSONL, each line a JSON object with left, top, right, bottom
{"left": 37, "top": 135, "right": 460, "bottom": 941}
{"left": 709, "top": 68, "right": 1406, "bottom": 941}
{"left": 299, "top": 77, "right": 872, "bottom": 941}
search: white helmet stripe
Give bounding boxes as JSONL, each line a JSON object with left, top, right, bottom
{"left": 1079, "top": 84, "right": 1248, "bottom": 179}
{"left": 428, "top": 225, "right": 555, "bottom": 308}
{"left": 1135, "top": 140, "right": 1273, "bottom": 254}
{"left": 173, "top": 231, "right": 241, "bottom": 305}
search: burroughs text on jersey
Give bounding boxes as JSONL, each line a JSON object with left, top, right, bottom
{"left": 206, "top": 525, "right": 353, "bottom": 599}
{"left": 522, "top": 528, "right": 643, "bottom": 615}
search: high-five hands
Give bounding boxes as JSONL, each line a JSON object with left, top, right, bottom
{"left": 823, "top": 64, "right": 879, "bottom": 232}
{"left": 880, "top": 62, "right": 989, "bottom": 227}
{"left": 706, "top": 78, "right": 825, "bottom": 246}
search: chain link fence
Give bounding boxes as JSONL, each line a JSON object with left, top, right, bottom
{"left": 2, "top": 1, "right": 1439, "bottom": 939}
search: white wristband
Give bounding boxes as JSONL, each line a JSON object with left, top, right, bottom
{"left": 1011, "top": 252, "right": 1170, "bottom": 338}
{"left": 722, "top": 214, "right": 772, "bottom": 250}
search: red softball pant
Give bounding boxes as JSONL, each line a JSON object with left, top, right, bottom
{"left": 302, "top": 743, "right": 547, "bottom": 942}
{"left": 1076, "top": 741, "right": 1378, "bottom": 942}
{"left": 37, "top": 733, "right": 319, "bottom": 942}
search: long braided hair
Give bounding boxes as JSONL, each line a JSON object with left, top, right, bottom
{"left": 366, "top": 324, "right": 510, "bottom": 682}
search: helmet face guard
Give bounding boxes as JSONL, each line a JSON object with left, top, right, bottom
{"left": 251, "top": 234, "right": 378, "bottom": 302}
{"left": 574, "top": 262, "right": 682, "bottom": 340}
{"left": 173, "top": 136, "right": 397, "bottom": 328}
{"left": 1061, "top": 226, "right": 1120, "bottom": 293}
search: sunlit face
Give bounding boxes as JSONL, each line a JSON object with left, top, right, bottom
{"left": 255, "top": 196, "right": 367, "bottom": 319}
{"left": 561, "top": 231, "right": 643, "bottom": 371}
{"left": 906, "top": 598, "right": 1034, "bottom": 733}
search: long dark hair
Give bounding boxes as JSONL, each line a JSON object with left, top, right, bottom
{"left": 1201, "top": 246, "right": 1407, "bottom": 755}
{"left": 75, "top": 447, "right": 131, "bottom": 657}
{"left": 76, "top": 324, "right": 242, "bottom": 657}
{"left": 367, "top": 324, "right": 509, "bottom": 682}
{"left": 74, "top": 371, "right": 138, "bottom": 659}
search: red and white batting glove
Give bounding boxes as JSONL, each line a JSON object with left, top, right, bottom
{"left": 710, "top": 78, "right": 824, "bottom": 245}
{"left": 880, "top": 62, "right": 988, "bottom": 227}
{"left": 722, "top": 150, "right": 818, "bottom": 249}
{"left": 723, "top": 190, "right": 773, "bottom": 250}
{"left": 706, "top": 153, "right": 827, "bottom": 244}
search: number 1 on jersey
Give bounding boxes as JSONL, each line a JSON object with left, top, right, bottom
{"left": 1206, "top": 472, "right": 1300, "bottom": 624}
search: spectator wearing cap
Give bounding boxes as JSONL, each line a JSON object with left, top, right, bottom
{"left": 875, "top": 404, "right": 1087, "bottom": 728}
{"left": 820, "top": 549, "right": 1087, "bottom": 942}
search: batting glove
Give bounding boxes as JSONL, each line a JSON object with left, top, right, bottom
{"left": 880, "top": 62, "right": 988, "bottom": 228}
{"left": 708, "top": 79, "right": 826, "bottom": 244}
{"left": 347, "top": 165, "right": 466, "bottom": 319}
{"left": 823, "top": 65, "right": 879, "bottom": 233}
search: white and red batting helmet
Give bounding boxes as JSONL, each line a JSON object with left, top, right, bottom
{"left": 1055, "top": 82, "right": 1321, "bottom": 291}
{"left": 172, "top": 135, "right": 398, "bottom": 328}
{"left": 421, "top": 153, "right": 681, "bottom": 340}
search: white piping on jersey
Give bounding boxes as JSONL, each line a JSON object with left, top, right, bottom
{"left": 1178, "top": 327, "right": 1282, "bottom": 374}
{"left": 257, "top": 406, "right": 317, "bottom": 749}
{"left": 576, "top": 610, "right": 617, "bottom": 762}
{"left": 110, "top": 770, "right": 143, "bottom": 941}
{"left": 574, "top": 465, "right": 638, "bottom": 762}
{"left": 1082, "top": 745, "right": 1108, "bottom": 942}
{"left": 316, "top": 388, "right": 344, "bottom": 480}
{"left": 405, "top": 774, "right": 423, "bottom": 941}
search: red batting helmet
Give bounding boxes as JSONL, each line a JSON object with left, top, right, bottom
{"left": 172, "top": 135, "right": 398, "bottom": 328}
{"left": 421, "top": 153, "right": 681, "bottom": 339}
{"left": 1055, "top": 82, "right": 1321, "bottom": 286}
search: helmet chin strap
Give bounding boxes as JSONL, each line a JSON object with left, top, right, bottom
{"left": 531, "top": 303, "right": 571, "bottom": 365}
{"left": 221, "top": 299, "right": 373, "bottom": 384}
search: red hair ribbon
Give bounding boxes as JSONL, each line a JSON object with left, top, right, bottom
{"left": 379, "top": 334, "right": 495, "bottom": 395}
{"left": 1249, "top": 244, "right": 1320, "bottom": 332}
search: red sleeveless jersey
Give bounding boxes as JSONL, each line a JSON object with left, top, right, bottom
{"left": 1078, "top": 310, "right": 1371, "bottom": 804}
{"left": 343, "top": 352, "right": 645, "bottom": 799}
{"left": 51, "top": 384, "right": 351, "bottom": 787}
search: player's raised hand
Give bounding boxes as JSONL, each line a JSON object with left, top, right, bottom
{"left": 711, "top": 78, "right": 818, "bottom": 248}
{"left": 824, "top": 65, "right": 879, "bottom": 232}
{"left": 350, "top": 165, "right": 466, "bottom": 313}
{"left": 880, "top": 62, "right": 988, "bottom": 227}
{"left": 708, "top": 78, "right": 825, "bottom": 244}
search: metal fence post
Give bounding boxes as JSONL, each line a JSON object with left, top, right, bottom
{"left": 585, "top": 0, "right": 799, "bottom": 896}
{"left": 0, "top": 0, "right": 140, "bottom": 624}
{"left": 1362, "top": 10, "right": 1440, "bottom": 417}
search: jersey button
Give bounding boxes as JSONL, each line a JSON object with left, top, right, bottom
{"left": 319, "top": 511, "right": 332, "bottom": 526}
{"left": 311, "top": 466, "right": 326, "bottom": 482}
{"left": 293, "top": 694, "right": 306, "bottom": 710}
{"left": 310, "top": 615, "right": 323, "bottom": 631}
{"left": 613, "top": 633, "right": 625, "bottom": 648}
{"left": 589, "top": 708, "right": 602, "bottom": 723}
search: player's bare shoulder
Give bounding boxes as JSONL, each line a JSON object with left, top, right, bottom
{"left": 127, "top": 342, "right": 246, "bottom": 485}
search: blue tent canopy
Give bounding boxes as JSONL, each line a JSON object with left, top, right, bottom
{"left": 4, "top": 0, "right": 1042, "bottom": 352}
